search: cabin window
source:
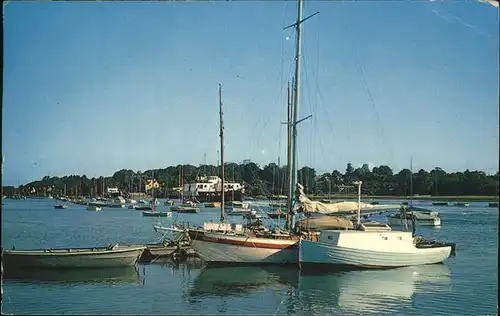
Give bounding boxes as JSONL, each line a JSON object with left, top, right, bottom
{"left": 327, "top": 235, "right": 333, "bottom": 240}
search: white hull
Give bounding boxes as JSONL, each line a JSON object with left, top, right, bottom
{"left": 108, "top": 204, "right": 125, "bottom": 208}
{"left": 153, "top": 225, "right": 185, "bottom": 241}
{"left": 188, "top": 231, "right": 298, "bottom": 264}
{"left": 225, "top": 208, "right": 252, "bottom": 216}
{"left": 387, "top": 216, "right": 441, "bottom": 227}
{"left": 300, "top": 239, "right": 451, "bottom": 268}
{"left": 2, "top": 245, "right": 145, "bottom": 269}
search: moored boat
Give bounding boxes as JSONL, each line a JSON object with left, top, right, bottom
{"left": 86, "top": 205, "right": 102, "bottom": 211}
{"left": 299, "top": 182, "right": 455, "bottom": 269}
{"left": 387, "top": 206, "right": 441, "bottom": 227}
{"left": 225, "top": 201, "right": 251, "bottom": 216}
{"left": 164, "top": 200, "right": 176, "bottom": 206}
{"left": 171, "top": 201, "right": 199, "bottom": 213}
{"left": 299, "top": 225, "right": 453, "bottom": 269}
{"left": 107, "top": 203, "right": 125, "bottom": 208}
{"left": 54, "top": 204, "right": 68, "bottom": 209}
{"left": 142, "top": 211, "right": 172, "bottom": 217}
{"left": 453, "top": 202, "right": 470, "bottom": 207}
{"left": 188, "top": 224, "right": 299, "bottom": 265}
{"left": 488, "top": 202, "right": 498, "bottom": 208}
{"left": 135, "top": 205, "right": 153, "bottom": 211}
{"left": 1, "top": 244, "right": 146, "bottom": 269}
{"left": 153, "top": 224, "right": 186, "bottom": 242}
{"left": 172, "top": 206, "right": 200, "bottom": 213}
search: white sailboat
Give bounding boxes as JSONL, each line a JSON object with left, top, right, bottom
{"left": 187, "top": 82, "right": 300, "bottom": 265}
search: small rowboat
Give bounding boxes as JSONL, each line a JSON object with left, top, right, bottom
{"left": 1, "top": 244, "right": 146, "bottom": 269}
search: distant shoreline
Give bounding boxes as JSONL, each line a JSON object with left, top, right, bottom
{"left": 309, "top": 195, "right": 499, "bottom": 202}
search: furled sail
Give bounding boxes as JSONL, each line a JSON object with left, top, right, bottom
{"left": 296, "top": 214, "right": 354, "bottom": 231}
{"left": 295, "top": 183, "right": 400, "bottom": 215}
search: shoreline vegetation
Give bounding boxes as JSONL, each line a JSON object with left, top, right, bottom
{"left": 309, "top": 195, "right": 499, "bottom": 202}
{"left": 2, "top": 162, "right": 499, "bottom": 202}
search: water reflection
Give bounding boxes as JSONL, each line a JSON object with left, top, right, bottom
{"left": 3, "top": 266, "right": 141, "bottom": 285}
{"left": 187, "top": 263, "right": 451, "bottom": 315}
{"left": 189, "top": 265, "right": 298, "bottom": 298}
{"left": 296, "top": 264, "right": 451, "bottom": 315}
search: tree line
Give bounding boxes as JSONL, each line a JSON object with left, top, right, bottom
{"left": 4, "top": 162, "right": 499, "bottom": 198}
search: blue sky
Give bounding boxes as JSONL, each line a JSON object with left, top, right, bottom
{"left": 2, "top": 1, "right": 498, "bottom": 185}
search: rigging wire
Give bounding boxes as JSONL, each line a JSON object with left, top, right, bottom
{"left": 342, "top": 23, "right": 394, "bottom": 163}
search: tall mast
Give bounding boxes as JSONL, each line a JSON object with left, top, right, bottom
{"left": 290, "top": 0, "right": 304, "bottom": 231}
{"left": 285, "top": 80, "right": 293, "bottom": 231}
{"left": 285, "top": 0, "right": 316, "bottom": 231}
{"left": 219, "top": 83, "right": 226, "bottom": 223}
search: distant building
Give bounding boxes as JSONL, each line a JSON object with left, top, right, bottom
{"left": 107, "top": 187, "right": 119, "bottom": 194}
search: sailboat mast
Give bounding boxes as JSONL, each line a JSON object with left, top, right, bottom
{"left": 409, "top": 157, "right": 413, "bottom": 207}
{"left": 290, "top": 0, "right": 304, "bottom": 230}
{"left": 204, "top": 152, "right": 207, "bottom": 176}
{"left": 219, "top": 83, "right": 226, "bottom": 222}
{"left": 286, "top": 80, "right": 293, "bottom": 231}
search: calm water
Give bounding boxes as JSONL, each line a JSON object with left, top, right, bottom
{"left": 1, "top": 199, "right": 498, "bottom": 315}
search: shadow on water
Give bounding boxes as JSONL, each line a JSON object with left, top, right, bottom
{"left": 2, "top": 266, "right": 141, "bottom": 285}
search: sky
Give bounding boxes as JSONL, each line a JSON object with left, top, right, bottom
{"left": 2, "top": 0, "right": 499, "bottom": 185}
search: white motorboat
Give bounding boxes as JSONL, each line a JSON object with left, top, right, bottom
{"left": 387, "top": 206, "right": 441, "bottom": 227}
{"left": 86, "top": 205, "right": 102, "bottom": 211}
{"left": 299, "top": 182, "right": 455, "bottom": 269}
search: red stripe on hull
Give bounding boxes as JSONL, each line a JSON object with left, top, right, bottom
{"left": 189, "top": 231, "right": 299, "bottom": 249}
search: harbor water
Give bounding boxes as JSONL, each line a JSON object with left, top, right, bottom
{"left": 1, "top": 199, "right": 498, "bottom": 315}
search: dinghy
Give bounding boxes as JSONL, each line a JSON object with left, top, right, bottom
{"left": 2, "top": 244, "right": 146, "bottom": 269}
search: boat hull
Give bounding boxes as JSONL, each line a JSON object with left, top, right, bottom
{"left": 184, "top": 191, "right": 243, "bottom": 203}
{"left": 225, "top": 208, "right": 252, "bottom": 216}
{"left": 188, "top": 230, "right": 298, "bottom": 265}
{"left": 153, "top": 225, "right": 185, "bottom": 242}
{"left": 135, "top": 206, "right": 153, "bottom": 211}
{"left": 387, "top": 216, "right": 441, "bottom": 227}
{"left": 142, "top": 211, "right": 172, "bottom": 217}
{"left": 299, "top": 240, "right": 452, "bottom": 268}
{"left": 2, "top": 246, "right": 145, "bottom": 269}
